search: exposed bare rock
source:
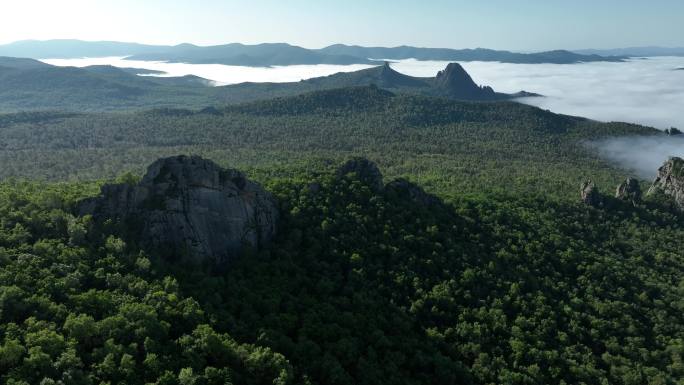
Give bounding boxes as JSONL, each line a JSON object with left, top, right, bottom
{"left": 79, "top": 155, "right": 278, "bottom": 265}
{"left": 665, "top": 127, "right": 682, "bottom": 136}
{"left": 580, "top": 180, "right": 602, "bottom": 207}
{"left": 647, "top": 157, "right": 684, "bottom": 210}
{"left": 337, "top": 157, "right": 384, "bottom": 192}
{"left": 615, "top": 177, "right": 641, "bottom": 204}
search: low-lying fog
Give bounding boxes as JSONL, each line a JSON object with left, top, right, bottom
{"left": 43, "top": 56, "right": 684, "bottom": 178}
{"left": 43, "top": 56, "right": 684, "bottom": 131}
{"left": 41, "top": 57, "right": 375, "bottom": 85}
{"left": 589, "top": 136, "right": 684, "bottom": 178}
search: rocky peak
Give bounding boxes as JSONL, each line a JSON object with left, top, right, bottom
{"left": 79, "top": 155, "right": 278, "bottom": 265}
{"left": 615, "top": 177, "right": 641, "bottom": 204}
{"left": 434, "top": 63, "right": 494, "bottom": 99}
{"left": 336, "top": 157, "right": 384, "bottom": 192}
{"left": 647, "top": 157, "right": 684, "bottom": 209}
{"left": 580, "top": 180, "right": 602, "bottom": 207}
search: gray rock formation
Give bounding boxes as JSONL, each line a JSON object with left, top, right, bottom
{"left": 337, "top": 157, "right": 384, "bottom": 192}
{"left": 647, "top": 157, "right": 684, "bottom": 209}
{"left": 79, "top": 155, "right": 278, "bottom": 264}
{"left": 615, "top": 177, "right": 641, "bottom": 204}
{"left": 665, "top": 127, "right": 682, "bottom": 136}
{"left": 580, "top": 180, "right": 602, "bottom": 207}
{"left": 385, "top": 178, "right": 442, "bottom": 206}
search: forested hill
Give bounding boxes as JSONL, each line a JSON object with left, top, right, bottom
{"left": 0, "top": 57, "right": 215, "bottom": 111}
{"left": 1, "top": 153, "right": 684, "bottom": 384}
{"left": 0, "top": 59, "right": 533, "bottom": 111}
{"left": 216, "top": 62, "right": 536, "bottom": 105}
{"left": 0, "top": 86, "right": 658, "bottom": 201}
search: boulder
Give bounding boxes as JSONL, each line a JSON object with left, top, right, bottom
{"left": 580, "top": 180, "right": 602, "bottom": 207}
{"left": 615, "top": 177, "right": 641, "bottom": 204}
{"left": 647, "top": 157, "right": 684, "bottom": 209}
{"left": 79, "top": 155, "right": 278, "bottom": 265}
{"left": 337, "top": 157, "right": 384, "bottom": 192}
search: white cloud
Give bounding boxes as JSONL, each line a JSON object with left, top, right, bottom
{"left": 589, "top": 136, "right": 684, "bottom": 179}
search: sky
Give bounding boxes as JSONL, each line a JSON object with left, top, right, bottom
{"left": 0, "top": 0, "right": 683, "bottom": 50}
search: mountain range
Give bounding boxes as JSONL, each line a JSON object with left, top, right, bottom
{"left": 0, "top": 39, "right": 624, "bottom": 66}
{"left": 0, "top": 57, "right": 537, "bottom": 111}
{"left": 575, "top": 46, "right": 684, "bottom": 57}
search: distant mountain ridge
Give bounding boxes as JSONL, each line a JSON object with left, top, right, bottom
{"left": 575, "top": 46, "right": 684, "bottom": 57}
{"left": 0, "top": 57, "right": 537, "bottom": 111}
{"left": 0, "top": 39, "right": 624, "bottom": 66}
{"left": 320, "top": 44, "right": 624, "bottom": 64}
{"left": 216, "top": 61, "right": 538, "bottom": 102}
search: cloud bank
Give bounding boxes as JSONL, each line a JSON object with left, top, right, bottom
{"left": 389, "top": 57, "right": 684, "bottom": 131}
{"left": 589, "top": 135, "right": 684, "bottom": 179}
{"left": 41, "top": 57, "right": 375, "bottom": 85}
{"left": 43, "top": 56, "right": 684, "bottom": 131}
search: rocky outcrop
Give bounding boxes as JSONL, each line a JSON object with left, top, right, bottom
{"left": 433, "top": 63, "right": 496, "bottom": 100}
{"left": 79, "top": 155, "right": 278, "bottom": 265}
{"left": 647, "top": 157, "right": 684, "bottom": 209}
{"left": 336, "top": 158, "right": 444, "bottom": 207}
{"left": 580, "top": 180, "right": 602, "bottom": 207}
{"left": 337, "top": 157, "right": 384, "bottom": 192}
{"left": 615, "top": 177, "right": 641, "bottom": 204}
{"left": 665, "top": 127, "right": 682, "bottom": 136}
{"left": 385, "top": 178, "right": 442, "bottom": 206}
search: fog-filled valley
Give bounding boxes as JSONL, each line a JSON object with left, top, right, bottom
{"left": 43, "top": 56, "right": 684, "bottom": 131}
{"left": 35, "top": 55, "right": 684, "bottom": 174}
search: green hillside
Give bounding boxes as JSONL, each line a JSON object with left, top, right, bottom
{"left": 0, "top": 58, "right": 534, "bottom": 111}
{"left": 0, "top": 86, "right": 657, "bottom": 199}
{"left": 1, "top": 84, "right": 680, "bottom": 385}
{"left": 1, "top": 153, "right": 683, "bottom": 384}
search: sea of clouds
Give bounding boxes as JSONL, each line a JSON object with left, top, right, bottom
{"left": 43, "top": 56, "right": 684, "bottom": 130}
{"left": 42, "top": 56, "right": 684, "bottom": 176}
{"left": 41, "top": 56, "right": 376, "bottom": 85}
{"left": 588, "top": 136, "right": 684, "bottom": 178}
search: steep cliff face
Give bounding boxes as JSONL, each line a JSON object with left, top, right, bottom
{"left": 647, "top": 157, "right": 684, "bottom": 209}
{"left": 433, "top": 63, "right": 496, "bottom": 100}
{"left": 79, "top": 155, "right": 278, "bottom": 264}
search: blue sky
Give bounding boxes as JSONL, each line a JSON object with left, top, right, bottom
{"left": 1, "top": 0, "right": 682, "bottom": 50}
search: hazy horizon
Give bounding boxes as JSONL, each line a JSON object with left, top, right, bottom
{"left": 1, "top": 0, "right": 683, "bottom": 51}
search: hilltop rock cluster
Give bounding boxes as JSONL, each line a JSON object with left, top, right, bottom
{"left": 647, "top": 157, "right": 684, "bottom": 208}
{"left": 79, "top": 155, "right": 440, "bottom": 266}
{"left": 336, "top": 157, "right": 442, "bottom": 207}
{"left": 79, "top": 155, "right": 278, "bottom": 265}
{"left": 581, "top": 157, "right": 684, "bottom": 211}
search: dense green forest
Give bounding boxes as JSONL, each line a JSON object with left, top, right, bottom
{"left": 0, "top": 86, "right": 659, "bottom": 201}
{"left": 1, "top": 85, "right": 681, "bottom": 384}
{"left": 1, "top": 159, "right": 684, "bottom": 384}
